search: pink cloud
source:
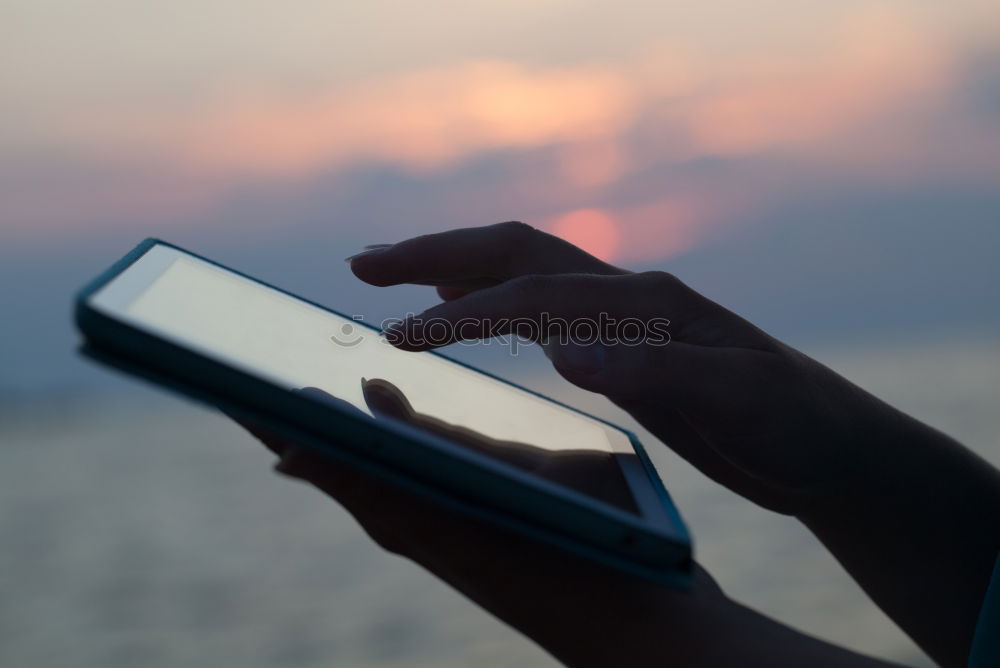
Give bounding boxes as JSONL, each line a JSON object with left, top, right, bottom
{"left": 5, "top": 3, "right": 996, "bottom": 265}
{"left": 170, "top": 61, "right": 638, "bottom": 177}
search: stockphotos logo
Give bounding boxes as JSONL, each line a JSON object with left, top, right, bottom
{"left": 330, "top": 313, "right": 670, "bottom": 355}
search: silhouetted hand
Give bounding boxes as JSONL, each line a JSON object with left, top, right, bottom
{"left": 349, "top": 221, "right": 884, "bottom": 515}
{"left": 345, "top": 222, "right": 1000, "bottom": 667}
{"left": 235, "top": 382, "right": 896, "bottom": 668}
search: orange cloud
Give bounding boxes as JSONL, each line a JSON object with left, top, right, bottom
{"left": 174, "top": 61, "right": 638, "bottom": 177}
{"left": 6, "top": 2, "right": 993, "bottom": 259}
{"left": 555, "top": 138, "right": 629, "bottom": 190}
{"left": 680, "top": 6, "right": 952, "bottom": 160}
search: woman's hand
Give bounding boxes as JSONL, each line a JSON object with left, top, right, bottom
{"left": 348, "top": 221, "right": 890, "bottom": 515}
{"left": 224, "top": 221, "right": 933, "bottom": 666}
{"left": 239, "top": 417, "right": 897, "bottom": 668}
{"left": 347, "top": 222, "right": 1000, "bottom": 667}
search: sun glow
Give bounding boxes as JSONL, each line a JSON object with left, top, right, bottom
{"left": 546, "top": 208, "right": 621, "bottom": 262}
{"left": 3, "top": 1, "right": 997, "bottom": 264}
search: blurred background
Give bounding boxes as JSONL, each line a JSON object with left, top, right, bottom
{"left": 2, "top": 0, "right": 999, "bottom": 665}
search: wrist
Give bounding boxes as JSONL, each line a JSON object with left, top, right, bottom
{"left": 788, "top": 406, "right": 1000, "bottom": 667}
{"left": 529, "top": 567, "right": 736, "bottom": 668}
{"left": 554, "top": 593, "right": 897, "bottom": 668}
{"left": 791, "top": 402, "right": 966, "bottom": 524}
{"left": 547, "top": 592, "right": 741, "bottom": 668}
{"left": 783, "top": 379, "right": 935, "bottom": 521}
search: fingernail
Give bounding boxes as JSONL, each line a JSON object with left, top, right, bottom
{"left": 344, "top": 244, "right": 393, "bottom": 263}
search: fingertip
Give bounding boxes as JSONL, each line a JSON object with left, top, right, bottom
{"left": 274, "top": 447, "right": 338, "bottom": 486}
{"left": 380, "top": 321, "right": 432, "bottom": 352}
{"left": 362, "top": 378, "right": 414, "bottom": 418}
{"left": 274, "top": 447, "right": 307, "bottom": 477}
{"left": 385, "top": 339, "right": 430, "bottom": 353}
{"left": 348, "top": 254, "right": 395, "bottom": 286}
{"left": 344, "top": 245, "right": 393, "bottom": 263}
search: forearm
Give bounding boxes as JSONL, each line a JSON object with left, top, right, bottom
{"left": 796, "top": 412, "right": 1000, "bottom": 667}
{"left": 547, "top": 596, "right": 903, "bottom": 668}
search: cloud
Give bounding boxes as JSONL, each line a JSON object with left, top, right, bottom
{"left": 680, "top": 7, "right": 950, "bottom": 157}
{"left": 183, "top": 61, "right": 637, "bottom": 177}
{"left": 3, "top": 3, "right": 998, "bottom": 267}
{"left": 143, "top": 5, "right": 960, "bottom": 180}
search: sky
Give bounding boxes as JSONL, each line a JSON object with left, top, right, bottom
{"left": 1, "top": 0, "right": 999, "bottom": 392}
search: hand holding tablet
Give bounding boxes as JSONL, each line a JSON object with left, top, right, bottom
{"left": 75, "top": 222, "right": 1000, "bottom": 667}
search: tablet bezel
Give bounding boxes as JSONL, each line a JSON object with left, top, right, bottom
{"left": 75, "top": 239, "right": 693, "bottom": 583}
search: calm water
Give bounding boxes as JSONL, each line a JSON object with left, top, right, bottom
{"left": 2, "top": 335, "right": 998, "bottom": 667}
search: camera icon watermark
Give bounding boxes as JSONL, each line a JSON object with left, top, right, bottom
{"left": 329, "top": 315, "right": 367, "bottom": 348}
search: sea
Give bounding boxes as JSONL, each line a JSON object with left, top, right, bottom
{"left": 2, "top": 334, "right": 998, "bottom": 667}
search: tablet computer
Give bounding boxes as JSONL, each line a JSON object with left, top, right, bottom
{"left": 74, "top": 239, "right": 692, "bottom": 586}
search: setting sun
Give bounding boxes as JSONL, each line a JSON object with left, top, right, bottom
{"left": 546, "top": 208, "right": 621, "bottom": 262}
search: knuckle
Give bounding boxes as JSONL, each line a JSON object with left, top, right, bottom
{"left": 494, "top": 220, "right": 544, "bottom": 249}
{"left": 636, "top": 270, "right": 684, "bottom": 291}
{"left": 495, "top": 220, "right": 536, "bottom": 237}
{"left": 505, "top": 273, "right": 551, "bottom": 300}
